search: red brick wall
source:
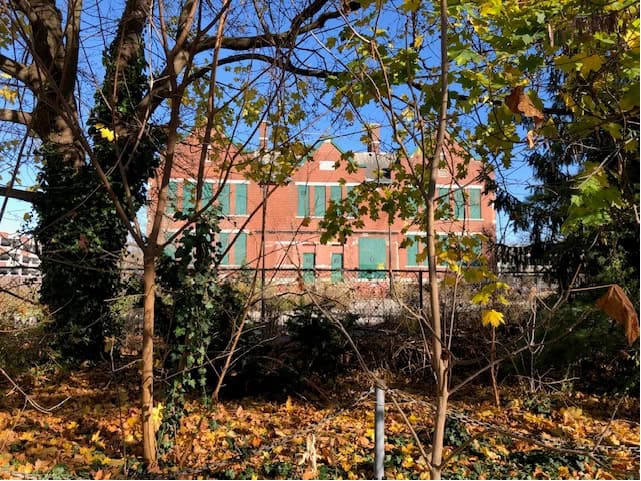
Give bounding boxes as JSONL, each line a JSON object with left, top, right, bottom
{"left": 148, "top": 131, "right": 496, "bottom": 272}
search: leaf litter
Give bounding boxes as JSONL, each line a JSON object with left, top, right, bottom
{"left": 0, "top": 367, "right": 638, "bottom": 479}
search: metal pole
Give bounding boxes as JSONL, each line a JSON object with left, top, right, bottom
{"left": 418, "top": 270, "right": 423, "bottom": 314}
{"left": 375, "top": 384, "right": 385, "bottom": 480}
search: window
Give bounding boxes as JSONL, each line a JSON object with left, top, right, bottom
{"left": 469, "top": 188, "right": 482, "bottom": 219}
{"left": 330, "top": 185, "right": 342, "bottom": 205}
{"left": 220, "top": 184, "right": 230, "bottom": 215}
{"left": 236, "top": 233, "right": 247, "bottom": 265}
{"left": 183, "top": 180, "right": 195, "bottom": 210}
{"left": 454, "top": 189, "right": 465, "bottom": 220}
{"left": 205, "top": 182, "right": 247, "bottom": 215}
{"left": 406, "top": 235, "right": 429, "bottom": 267}
{"left": 297, "top": 185, "right": 310, "bottom": 217}
{"left": 438, "top": 187, "right": 450, "bottom": 218}
{"left": 217, "top": 232, "right": 247, "bottom": 266}
{"left": 218, "top": 232, "right": 229, "bottom": 265}
{"left": 302, "top": 252, "right": 315, "bottom": 283}
{"left": 203, "top": 182, "right": 213, "bottom": 208}
{"left": 331, "top": 253, "right": 343, "bottom": 282}
{"left": 313, "top": 186, "right": 326, "bottom": 217}
{"left": 168, "top": 180, "right": 178, "bottom": 214}
{"left": 235, "top": 184, "right": 248, "bottom": 215}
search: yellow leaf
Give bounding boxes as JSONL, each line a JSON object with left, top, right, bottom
{"left": 472, "top": 291, "right": 491, "bottom": 305}
{"left": 151, "top": 403, "right": 164, "bottom": 433}
{"left": 482, "top": 309, "right": 505, "bottom": 327}
{"left": 560, "top": 406, "right": 583, "bottom": 424}
{"left": 94, "top": 123, "right": 116, "bottom": 142}
{"left": 0, "top": 86, "right": 18, "bottom": 102}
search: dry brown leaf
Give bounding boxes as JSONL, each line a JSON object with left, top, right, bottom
{"left": 526, "top": 130, "right": 536, "bottom": 148}
{"left": 78, "top": 234, "right": 89, "bottom": 253}
{"left": 302, "top": 470, "right": 316, "bottom": 480}
{"left": 595, "top": 285, "right": 640, "bottom": 345}
{"left": 505, "top": 86, "right": 545, "bottom": 127}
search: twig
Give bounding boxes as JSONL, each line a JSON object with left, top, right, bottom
{"left": 0, "top": 367, "right": 70, "bottom": 413}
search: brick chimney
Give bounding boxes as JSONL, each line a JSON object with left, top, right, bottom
{"left": 258, "top": 121, "right": 268, "bottom": 150}
{"left": 367, "top": 123, "right": 381, "bottom": 154}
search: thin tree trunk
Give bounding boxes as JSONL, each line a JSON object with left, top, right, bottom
{"left": 141, "top": 252, "right": 157, "bottom": 467}
{"left": 491, "top": 327, "right": 500, "bottom": 406}
{"left": 427, "top": 0, "right": 450, "bottom": 478}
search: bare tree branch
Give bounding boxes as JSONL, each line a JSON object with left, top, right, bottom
{"left": 0, "top": 185, "right": 38, "bottom": 203}
{"left": 0, "top": 53, "right": 33, "bottom": 86}
{"left": 0, "top": 108, "right": 32, "bottom": 125}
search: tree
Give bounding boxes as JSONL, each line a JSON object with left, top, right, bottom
{"left": 319, "top": 0, "right": 638, "bottom": 478}
{"left": 0, "top": 0, "right": 364, "bottom": 466}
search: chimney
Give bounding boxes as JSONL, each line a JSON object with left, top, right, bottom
{"left": 367, "top": 123, "right": 381, "bottom": 154}
{"left": 258, "top": 121, "right": 269, "bottom": 150}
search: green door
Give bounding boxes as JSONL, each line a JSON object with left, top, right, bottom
{"left": 331, "top": 253, "right": 343, "bottom": 282}
{"left": 358, "top": 238, "right": 386, "bottom": 279}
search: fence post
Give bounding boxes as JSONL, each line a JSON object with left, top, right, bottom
{"left": 375, "top": 381, "right": 385, "bottom": 480}
{"left": 418, "top": 270, "right": 423, "bottom": 314}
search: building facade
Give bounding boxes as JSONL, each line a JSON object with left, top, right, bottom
{"left": 148, "top": 125, "right": 495, "bottom": 279}
{"left": 0, "top": 232, "right": 41, "bottom": 283}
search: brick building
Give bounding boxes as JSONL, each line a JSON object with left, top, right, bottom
{"left": 148, "top": 124, "right": 495, "bottom": 279}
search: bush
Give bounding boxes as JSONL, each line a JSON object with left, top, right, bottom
{"left": 286, "top": 302, "right": 357, "bottom": 378}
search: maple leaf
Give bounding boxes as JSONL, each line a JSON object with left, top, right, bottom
{"left": 482, "top": 309, "right": 505, "bottom": 327}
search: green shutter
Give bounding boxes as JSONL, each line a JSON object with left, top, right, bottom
{"left": 297, "top": 185, "right": 309, "bottom": 217}
{"left": 331, "top": 253, "right": 343, "bottom": 282}
{"left": 202, "top": 182, "right": 213, "bottom": 208}
{"left": 438, "top": 187, "right": 450, "bottom": 218}
{"left": 302, "top": 252, "right": 315, "bottom": 283}
{"left": 167, "top": 180, "right": 178, "bottom": 214}
{"left": 469, "top": 188, "right": 481, "bottom": 219}
{"left": 235, "top": 184, "right": 247, "bottom": 215}
{"left": 183, "top": 180, "right": 195, "bottom": 211}
{"left": 235, "top": 232, "right": 247, "bottom": 266}
{"left": 313, "top": 186, "right": 326, "bottom": 217}
{"left": 454, "top": 189, "right": 465, "bottom": 219}
{"left": 220, "top": 184, "right": 230, "bottom": 215}
{"left": 218, "top": 232, "right": 229, "bottom": 265}
{"left": 407, "top": 236, "right": 418, "bottom": 266}
{"left": 330, "top": 185, "right": 342, "bottom": 204}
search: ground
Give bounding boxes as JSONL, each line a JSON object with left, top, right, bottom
{"left": 0, "top": 367, "right": 638, "bottom": 479}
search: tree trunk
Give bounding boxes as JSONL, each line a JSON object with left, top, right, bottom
{"left": 142, "top": 251, "right": 157, "bottom": 467}
{"left": 427, "top": 0, "right": 450, "bottom": 478}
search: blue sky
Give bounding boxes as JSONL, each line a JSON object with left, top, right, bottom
{"left": 0, "top": 0, "right": 535, "bottom": 244}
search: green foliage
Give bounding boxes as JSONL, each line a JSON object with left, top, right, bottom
{"left": 156, "top": 212, "right": 245, "bottom": 428}
{"left": 536, "top": 301, "right": 639, "bottom": 394}
{"left": 34, "top": 146, "right": 127, "bottom": 360}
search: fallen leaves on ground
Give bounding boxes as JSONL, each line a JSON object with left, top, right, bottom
{"left": 0, "top": 368, "right": 638, "bottom": 479}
